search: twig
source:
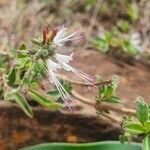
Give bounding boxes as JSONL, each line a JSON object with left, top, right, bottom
{"left": 101, "top": 113, "right": 122, "bottom": 124}
{"left": 71, "top": 89, "right": 136, "bottom": 116}
{"left": 85, "top": 0, "right": 102, "bottom": 45}
{"left": 56, "top": 74, "right": 111, "bottom": 86}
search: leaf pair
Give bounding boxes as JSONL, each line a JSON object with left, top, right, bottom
{"left": 28, "top": 90, "right": 63, "bottom": 109}
{"left": 5, "top": 90, "right": 63, "bottom": 118}
{"left": 97, "top": 75, "right": 121, "bottom": 103}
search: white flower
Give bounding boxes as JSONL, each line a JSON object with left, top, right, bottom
{"left": 131, "top": 32, "right": 142, "bottom": 52}
{"left": 55, "top": 53, "right": 93, "bottom": 85}
{"left": 98, "top": 27, "right": 105, "bottom": 38}
{"left": 46, "top": 59, "right": 72, "bottom": 109}
{"left": 46, "top": 53, "right": 93, "bottom": 108}
{"left": 53, "top": 27, "right": 83, "bottom": 47}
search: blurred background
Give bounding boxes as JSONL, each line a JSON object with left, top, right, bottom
{"left": 0, "top": 0, "right": 149, "bottom": 149}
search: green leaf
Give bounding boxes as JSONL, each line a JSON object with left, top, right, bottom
{"left": 104, "top": 85, "right": 113, "bottom": 98}
{"left": 60, "top": 80, "right": 72, "bottom": 93}
{"left": 135, "top": 97, "right": 149, "bottom": 125}
{"left": 28, "top": 90, "right": 63, "bottom": 109}
{"left": 0, "top": 54, "right": 8, "bottom": 68}
{"left": 144, "top": 121, "right": 150, "bottom": 133}
{"left": 7, "top": 68, "right": 16, "bottom": 86}
{"left": 121, "top": 39, "right": 138, "bottom": 55}
{"left": 47, "top": 90, "right": 60, "bottom": 97}
{"left": 124, "top": 121, "right": 144, "bottom": 135}
{"left": 19, "top": 43, "right": 27, "bottom": 50}
{"left": 111, "top": 75, "right": 119, "bottom": 91}
{"left": 99, "top": 85, "right": 105, "bottom": 98}
{"left": 17, "top": 57, "right": 31, "bottom": 69}
{"left": 17, "top": 50, "right": 29, "bottom": 58}
{"left": 142, "top": 134, "right": 150, "bottom": 150}
{"left": 127, "top": 3, "right": 138, "bottom": 21}
{"left": 91, "top": 37, "right": 109, "bottom": 53}
{"left": 31, "top": 38, "right": 41, "bottom": 46}
{"left": 105, "top": 96, "right": 122, "bottom": 103}
{"left": 117, "top": 19, "right": 129, "bottom": 32}
{"left": 31, "top": 60, "right": 47, "bottom": 77}
{"left": 14, "top": 92, "right": 33, "bottom": 118}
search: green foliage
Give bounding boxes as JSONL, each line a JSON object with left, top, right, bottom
{"left": 14, "top": 92, "right": 33, "bottom": 118}
{"left": 7, "top": 68, "right": 16, "bottom": 86}
{"left": 5, "top": 90, "right": 33, "bottom": 117}
{"left": 135, "top": 97, "right": 149, "bottom": 125}
{"left": 142, "top": 134, "right": 150, "bottom": 150}
{"left": 117, "top": 20, "right": 130, "bottom": 33}
{"left": 31, "top": 59, "right": 47, "bottom": 79}
{"left": 28, "top": 90, "right": 64, "bottom": 109}
{"left": 1, "top": 30, "right": 63, "bottom": 117}
{"left": 0, "top": 54, "right": 8, "bottom": 68}
{"left": 121, "top": 39, "right": 139, "bottom": 55}
{"left": 91, "top": 36, "right": 109, "bottom": 52}
{"left": 127, "top": 2, "right": 138, "bottom": 21}
{"left": 96, "top": 75, "right": 121, "bottom": 103}
{"left": 19, "top": 43, "right": 27, "bottom": 50}
{"left": 47, "top": 80, "right": 72, "bottom": 101}
{"left": 123, "top": 121, "right": 145, "bottom": 135}
{"left": 122, "top": 97, "right": 150, "bottom": 150}
{"left": 92, "top": 28, "right": 140, "bottom": 56}
{"left": 31, "top": 38, "right": 42, "bottom": 47}
{"left": 47, "top": 90, "right": 60, "bottom": 99}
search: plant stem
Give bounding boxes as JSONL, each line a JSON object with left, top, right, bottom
{"left": 71, "top": 89, "right": 136, "bottom": 116}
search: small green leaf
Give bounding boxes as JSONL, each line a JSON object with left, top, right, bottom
{"left": 105, "top": 96, "right": 122, "bottom": 103}
{"left": 31, "top": 38, "right": 41, "bottom": 46}
{"left": 117, "top": 19, "right": 129, "bottom": 32}
{"left": 121, "top": 39, "right": 138, "bottom": 55}
{"left": 111, "top": 75, "right": 119, "bottom": 91}
{"left": 135, "top": 97, "right": 149, "bottom": 125}
{"left": 17, "top": 50, "right": 29, "bottom": 58}
{"left": 14, "top": 92, "right": 33, "bottom": 118}
{"left": 99, "top": 85, "right": 105, "bottom": 98}
{"left": 17, "top": 57, "right": 31, "bottom": 69}
{"left": 127, "top": 3, "right": 138, "bottom": 21}
{"left": 144, "top": 121, "right": 150, "bottom": 133}
{"left": 31, "top": 60, "right": 47, "bottom": 77}
{"left": 60, "top": 80, "right": 72, "bottom": 93}
{"left": 124, "top": 121, "right": 144, "bottom": 135}
{"left": 7, "top": 68, "right": 16, "bottom": 86}
{"left": 142, "top": 134, "right": 150, "bottom": 150}
{"left": 47, "top": 90, "right": 60, "bottom": 97}
{"left": 104, "top": 85, "right": 113, "bottom": 97}
{"left": 19, "top": 43, "right": 27, "bottom": 50}
{"left": 91, "top": 37, "right": 109, "bottom": 53}
{"left": 28, "top": 90, "right": 63, "bottom": 109}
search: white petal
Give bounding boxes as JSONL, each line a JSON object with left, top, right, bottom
{"left": 55, "top": 53, "right": 73, "bottom": 64}
{"left": 131, "top": 32, "right": 141, "bottom": 45}
{"left": 60, "top": 63, "right": 93, "bottom": 85}
{"left": 46, "top": 59, "right": 60, "bottom": 72}
{"left": 53, "top": 27, "right": 82, "bottom": 47}
{"left": 58, "top": 30, "right": 79, "bottom": 42}
{"left": 53, "top": 27, "right": 67, "bottom": 44}
{"left": 48, "top": 68, "right": 72, "bottom": 105}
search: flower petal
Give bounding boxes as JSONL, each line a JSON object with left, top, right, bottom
{"left": 55, "top": 53, "right": 73, "bottom": 64}
{"left": 60, "top": 63, "right": 93, "bottom": 85}
{"left": 46, "top": 59, "right": 60, "bottom": 72}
